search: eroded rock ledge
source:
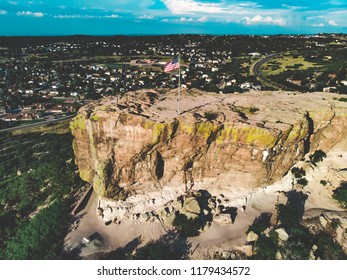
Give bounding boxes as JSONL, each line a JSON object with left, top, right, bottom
{"left": 71, "top": 89, "right": 347, "bottom": 208}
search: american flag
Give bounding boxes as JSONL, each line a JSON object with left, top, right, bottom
{"left": 164, "top": 55, "right": 180, "bottom": 72}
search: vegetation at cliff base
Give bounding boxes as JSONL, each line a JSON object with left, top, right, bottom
{"left": 247, "top": 212, "right": 272, "bottom": 235}
{"left": 0, "top": 122, "right": 83, "bottom": 259}
{"left": 173, "top": 212, "right": 203, "bottom": 237}
{"left": 333, "top": 181, "right": 347, "bottom": 208}
{"left": 251, "top": 190, "right": 347, "bottom": 260}
{"left": 5, "top": 199, "right": 70, "bottom": 259}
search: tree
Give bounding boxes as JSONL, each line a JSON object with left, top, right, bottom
{"left": 173, "top": 213, "right": 201, "bottom": 237}
{"left": 253, "top": 235, "right": 277, "bottom": 260}
{"left": 5, "top": 199, "right": 70, "bottom": 260}
{"left": 314, "top": 232, "right": 347, "bottom": 260}
{"left": 309, "top": 150, "right": 327, "bottom": 165}
{"left": 332, "top": 181, "right": 347, "bottom": 208}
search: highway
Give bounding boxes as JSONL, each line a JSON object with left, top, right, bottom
{"left": 251, "top": 52, "right": 291, "bottom": 91}
{"left": 0, "top": 114, "right": 75, "bottom": 134}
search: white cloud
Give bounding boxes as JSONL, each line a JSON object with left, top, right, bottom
{"left": 237, "top": 2, "right": 261, "bottom": 8}
{"left": 54, "top": 14, "right": 121, "bottom": 19}
{"left": 162, "top": 18, "right": 169, "bottom": 22}
{"left": 105, "top": 14, "right": 119, "bottom": 18}
{"left": 54, "top": 14, "right": 95, "bottom": 19}
{"left": 161, "top": 0, "right": 267, "bottom": 16}
{"left": 197, "top": 16, "right": 208, "bottom": 22}
{"left": 162, "top": 0, "right": 226, "bottom": 14}
{"left": 0, "top": 10, "right": 8, "bottom": 15}
{"left": 328, "top": 20, "right": 338, "bottom": 26}
{"left": 9, "top": 1, "right": 18, "bottom": 5}
{"left": 306, "top": 16, "right": 324, "bottom": 20}
{"left": 179, "top": 16, "right": 208, "bottom": 23}
{"left": 139, "top": 15, "right": 154, "bottom": 20}
{"left": 180, "top": 17, "right": 194, "bottom": 22}
{"left": 241, "top": 15, "right": 286, "bottom": 26}
{"left": 282, "top": 4, "right": 306, "bottom": 10}
{"left": 328, "top": 0, "right": 345, "bottom": 5}
{"left": 160, "top": 0, "right": 289, "bottom": 26}
{"left": 311, "top": 23, "right": 325, "bottom": 27}
{"left": 17, "top": 11, "right": 44, "bottom": 17}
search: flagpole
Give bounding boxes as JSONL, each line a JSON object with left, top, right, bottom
{"left": 178, "top": 54, "right": 181, "bottom": 115}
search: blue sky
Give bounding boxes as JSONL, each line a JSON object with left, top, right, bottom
{"left": 0, "top": 0, "right": 346, "bottom": 35}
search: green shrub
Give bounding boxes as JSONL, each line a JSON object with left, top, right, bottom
{"left": 309, "top": 150, "right": 327, "bottom": 165}
{"left": 297, "top": 178, "right": 308, "bottom": 187}
{"left": 330, "top": 219, "right": 340, "bottom": 230}
{"left": 248, "top": 107, "right": 260, "bottom": 114}
{"left": 314, "top": 232, "right": 347, "bottom": 260}
{"left": 248, "top": 212, "right": 272, "bottom": 235}
{"left": 279, "top": 239, "right": 312, "bottom": 260}
{"left": 320, "top": 180, "right": 328, "bottom": 186}
{"left": 204, "top": 111, "right": 218, "bottom": 121}
{"left": 291, "top": 167, "right": 306, "bottom": 178}
{"left": 268, "top": 229, "right": 279, "bottom": 244}
{"left": 277, "top": 204, "right": 302, "bottom": 234}
{"left": 253, "top": 235, "right": 277, "bottom": 260}
{"left": 173, "top": 213, "right": 202, "bottom": 237}
{"left": 332, "top": 181, "right": 347, "bottom": 208}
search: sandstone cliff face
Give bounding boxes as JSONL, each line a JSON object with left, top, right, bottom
{"left": 70, "top": 89, "right": 347, "bottom": 200}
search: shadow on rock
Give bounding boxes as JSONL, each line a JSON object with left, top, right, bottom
{"left": 134, "top": 230, "right": 192, "bottom": 260}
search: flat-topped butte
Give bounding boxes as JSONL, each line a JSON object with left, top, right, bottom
{"left": 71, "top": 89, "right": 347, "bottom": 199}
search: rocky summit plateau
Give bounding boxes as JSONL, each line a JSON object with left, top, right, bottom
{"left": 71, "top": 90, "right": 344, "bottom": 190}
{"left": 70, "top": 89, "right": 347, "bottom": 229}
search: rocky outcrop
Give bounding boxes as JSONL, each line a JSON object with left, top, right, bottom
{"left": 275, "top": 228, "right": 289, "bottom": 242}
{"left": 71, "top": 89, "right": 347, "bottom": 205}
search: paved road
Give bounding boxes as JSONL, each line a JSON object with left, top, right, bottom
{"left": 0, "top": 114, "right": 75, "bottom": 134}
{"left": 251, "top": 52, "right": 292, "bottom": 91}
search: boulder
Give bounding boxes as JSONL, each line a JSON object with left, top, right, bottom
{"left": 275, "top": 228, "right": 289, "bottom": 242}
{"left": 309, "top": 250, "right": 316, "bottom": 260}
{"left": 220, "top": 251, "right": 237, "bottom": 260}
{"left": 319, "top": 215, "right": 328, "bottom": 228}
{"left": 102, "top": 207, "right": 114, "bottom": 222}
{"left": 235, "top": 245, "right": 253, "bottom": 257}
{"left": 247, "top": 231, "right": 259, "bottom": 243}
{"left": 214, "top": 213, "right": 232, "bottom": 224}
{"left": 182, "top": 198, "right": 200, "bottom": 217}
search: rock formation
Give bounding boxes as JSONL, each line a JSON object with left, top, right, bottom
{"left": 70, "top": 89, "right": 347, "bottom": 222}
{"left": 71, "top": 89, "right": 346, "bottom": 195}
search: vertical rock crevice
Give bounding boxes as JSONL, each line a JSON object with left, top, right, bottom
{"left": 303, "top": 111, "right": 314, "bottom": 156}
{"left": 70, "top": 90, "right": 347, "bottom": 199}
{"left": 155, "top": 151, "right": 165, "bottom": 180}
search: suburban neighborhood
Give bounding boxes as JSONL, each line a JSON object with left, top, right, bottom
{"left": 0, "top": 34, "right": 346, "bottom": 129}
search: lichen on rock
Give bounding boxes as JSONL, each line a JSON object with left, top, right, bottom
{"left": 70, "top": 89, "right": 347, "bottom": 200}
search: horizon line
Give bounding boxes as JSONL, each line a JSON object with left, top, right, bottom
{"left": 0, "top": 32, "right": 346, "bottom": 37}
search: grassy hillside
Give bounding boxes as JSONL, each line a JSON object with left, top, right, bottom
{"left": 0, "top": 121, "right": 83, "bottom": 259}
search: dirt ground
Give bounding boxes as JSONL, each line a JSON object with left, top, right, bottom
{"left": 65, "top": 137, "right": 347, "bottom": 259}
